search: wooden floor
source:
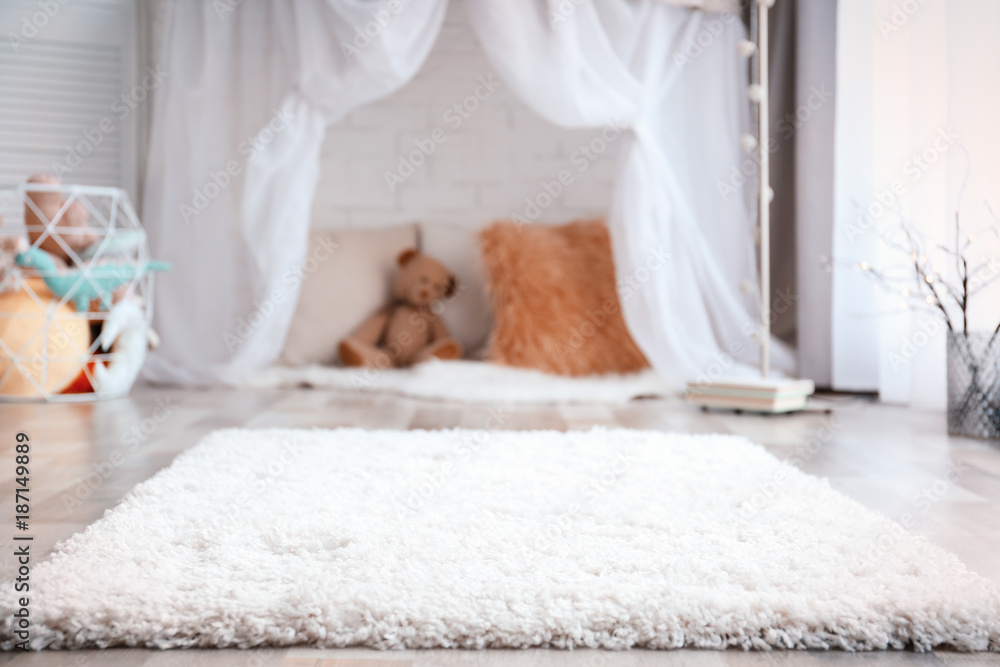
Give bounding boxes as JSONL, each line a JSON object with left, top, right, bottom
{"left": 1, "top": 385, "right": 999, "bottom": 666}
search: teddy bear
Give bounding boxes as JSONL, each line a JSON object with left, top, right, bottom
{"left": 339, "top": 248, "right": 463, "bottom": 368}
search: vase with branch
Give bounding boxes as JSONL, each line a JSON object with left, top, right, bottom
{"left": 851, "top": 203, "right": 1000, "bottom": 440}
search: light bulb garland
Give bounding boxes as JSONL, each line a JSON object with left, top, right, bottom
{"left": 839, "top": 205, "right": 1000, "bottom": 348}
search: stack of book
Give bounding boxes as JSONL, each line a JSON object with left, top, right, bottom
{"left": 684, "top": 377, "right": 815, "bottom": 413}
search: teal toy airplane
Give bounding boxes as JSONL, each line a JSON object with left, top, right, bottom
{"left": 15, "top": 247, "right": 171, "bottom": 312}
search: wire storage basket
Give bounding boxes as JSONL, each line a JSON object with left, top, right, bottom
{"left": 0, "top": 181, "right": 166, "bottom": 402}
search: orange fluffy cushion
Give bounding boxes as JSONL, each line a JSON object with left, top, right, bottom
{"left": 479, "top": 219, "right": 649, "bottom": 376}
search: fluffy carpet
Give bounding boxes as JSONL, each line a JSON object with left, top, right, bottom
{"left": 244, "top": 359, "right": 669, "bottom": 404}
{"left": 5, "top": 428, "right": 998, "bottom": 652}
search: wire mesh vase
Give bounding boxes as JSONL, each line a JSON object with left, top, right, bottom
{"left": 947, "top": 330, "right": 1000, "bottom": 440}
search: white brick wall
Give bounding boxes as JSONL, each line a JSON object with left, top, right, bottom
{"left": 310, "top": 2, "right": 623, "bottom": 231}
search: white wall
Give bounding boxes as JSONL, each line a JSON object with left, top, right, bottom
{"left": 833, "top": 0, "right": 1000, "bottom": 406}
{"left": 310, "top": 2, "right": 622, "bottom": 231}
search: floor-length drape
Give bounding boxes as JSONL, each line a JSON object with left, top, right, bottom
{"left": 832, "top": 0, "right": 1000, "bottom": 407}
{"left": 467, "top": 0, "right": 794, "bottom": 387}
{"left": 142, "top": 0, "right": 446, "bottom": 385}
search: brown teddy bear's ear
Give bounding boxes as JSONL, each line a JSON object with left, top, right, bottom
{"left": 445, "top": 275, "right": 458, "bottom": 298}
{"left": 397, "top": 248, "right": 418, "bottom": 266}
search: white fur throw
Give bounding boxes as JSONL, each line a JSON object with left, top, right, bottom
{"left": 245, "top": 359, "right": 670, "bottom": 404}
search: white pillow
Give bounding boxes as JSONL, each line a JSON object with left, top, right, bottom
{"left": 281, "top": 225, "right": 419, "bottom": 366}
{"left": 420, "top": 222, "right": 494, "bottom": 357}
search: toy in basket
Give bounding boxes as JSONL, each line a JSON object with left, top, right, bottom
{"left": 15, "top": 247, "right": 170, "bottom": 313}
{"left": 0, "top": 175, "right": 170, "bottom": 401}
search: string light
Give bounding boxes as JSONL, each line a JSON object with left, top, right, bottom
{"left": 844, "top": 207, "right": 1000, "bottom": 336}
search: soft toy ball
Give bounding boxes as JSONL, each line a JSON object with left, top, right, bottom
{"left": 339, "top": 249, "right": 463, "bottom": 368}
{"left": 0, "top": 278, "right": 90, "bottom": 397}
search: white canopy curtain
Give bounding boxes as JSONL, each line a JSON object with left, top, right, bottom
{"left": 143, "top": 0, "right": 791, "bottom": 386}
{"left": 832, "top": 0, "right": 1000, "bottom": 407}
{"left": 142, "top": 0, "right": 447, "bottom": 385}
{"left": 467, "top": 0, "right": 794, "bottom": 385}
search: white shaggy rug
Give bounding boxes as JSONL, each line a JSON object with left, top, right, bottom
{"left": 5, "top": 428, "right": 998, "bottom": 652}
{"left": 244, "top": 359, "right": 669, "bottom": 404}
